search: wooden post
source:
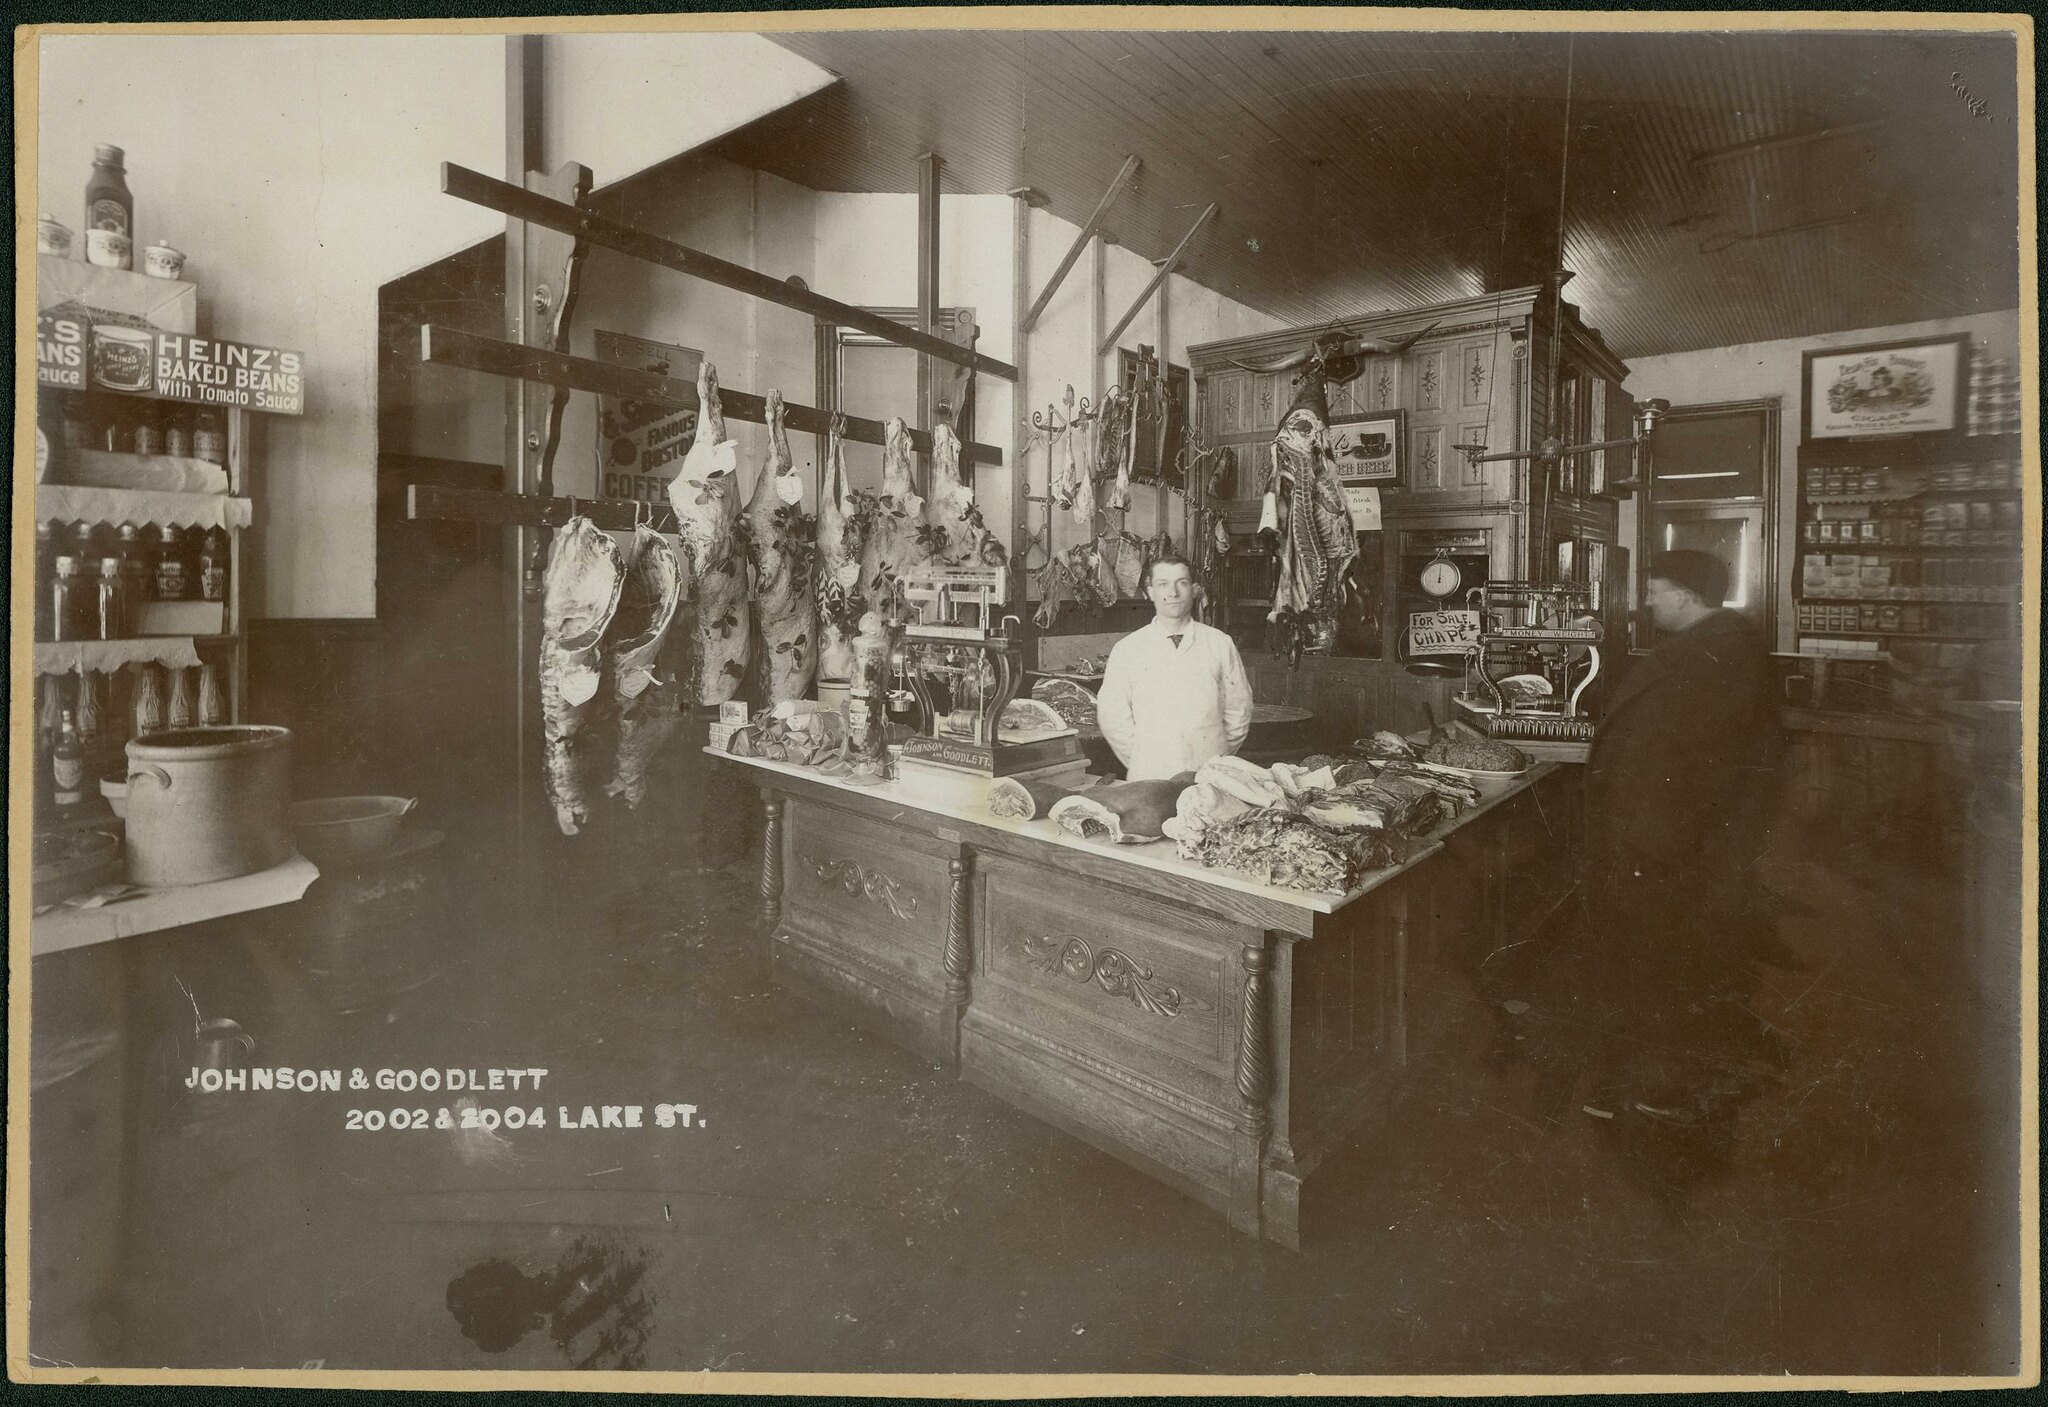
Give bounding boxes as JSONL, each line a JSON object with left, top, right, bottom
{"left": 916, "top": 151, "right": 942, "bottom": 498}
{"left": 503, "top": 33, "right": 542, "bottom": 855}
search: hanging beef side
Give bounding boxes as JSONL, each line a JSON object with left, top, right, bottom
{"left": 744, "top": 389, "right": 818, "bottom": 704}
{"left": 667, "top": 361, "right": 750, "bottom": 704}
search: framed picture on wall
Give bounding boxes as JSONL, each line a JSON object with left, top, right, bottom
{"left": 1328, "top": 409, "right": 1403, "bottom": 483}
{"left": 1802, "top": 333, "right": 1968, "bottom": 441}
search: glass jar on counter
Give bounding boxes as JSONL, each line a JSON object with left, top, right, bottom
{"left": 152, "top": 524, "right": 191, "bottom": 600}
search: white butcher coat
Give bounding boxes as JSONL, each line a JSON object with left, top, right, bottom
{"left": 1096, "top": 617, "right": 1255, "bottom": 780}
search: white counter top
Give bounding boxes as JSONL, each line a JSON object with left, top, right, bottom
{"left": 713, "top": 749, "right": 1554, "bottom": 920}
{"left": 32, "top": 853, "right": 321, "bottom": 958}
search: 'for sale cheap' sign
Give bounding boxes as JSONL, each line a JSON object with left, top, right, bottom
{"left": 1406, "top": 609, "right": 1480, "bottom": 657}
{"left": 37, "top": 313, "right": 304, "bottom": 415}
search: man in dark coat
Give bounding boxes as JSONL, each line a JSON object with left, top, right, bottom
{"left": 1579, "top": 549, "right": 1785, "bottom": 1120}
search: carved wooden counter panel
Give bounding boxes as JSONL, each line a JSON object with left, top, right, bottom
{"left": 726, "top": 752, "right": 1571, "bottom": 1246}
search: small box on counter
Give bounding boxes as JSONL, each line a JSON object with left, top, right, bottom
{"left": 708, "top": 721, "right": 742, "bottom": 751}
{"left": 717, "top": 701, "right": 750, "bottom": 726}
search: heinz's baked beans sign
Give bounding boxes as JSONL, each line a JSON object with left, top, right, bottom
{"left": 38, "top": 310, "right": 305, "bottom": 415}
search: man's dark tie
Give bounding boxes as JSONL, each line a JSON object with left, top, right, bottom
{"left": 1169, "top": 634, "right": 1184, "bottom": 649}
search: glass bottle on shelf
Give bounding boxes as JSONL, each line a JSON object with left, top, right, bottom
{"left": 52, "top": 709, "right": 87, "bottom": 812}
{"left": 193, "top": 409, "right": 227, "bottom": 467}
{"left": 198, "top": 660, "right": 227, "bottom": 725}
{"left": 100, "top": 397, "right": 130, "bottom": 453}
{"left": 153, "top": 525, "right": 190, "bottom": 601}
{"left": 76, "top": 670, "right": 104, "bottom": 747}
{"left": 132, "top": 663, "right": 167, "bottom": 737}
{"left": 61, "top": 394, "right": 91, "bottom": 454}
{"left": 133, "top": 401, "right": 162, "bottom": 456}
{"left": 164, "top": 405, "right": 192, "bottom": 459}
{"left": 118, "top": 524, "right": 153, "bottom": 614}
{"left": 35, "top": 523, "right": 55, "bottom": 640}
{"left": 84, "top": 144, "right": 135, "bottom": 271}
{"left": 199, "top": 527, "right": 228, "bottom": 602}
{"left": 167, "top": 666, "right": 196, "bottom": 729}
{"left": 51, "top": 555, "right": 86, "bottom": 642}
{"left": 95, "top": 556, "right": 125, "bottom": 639}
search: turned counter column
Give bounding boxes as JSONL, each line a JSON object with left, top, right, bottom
{"left": 760, "top": 796, "right": 785, "bottom": 935}
{"left": 1228, "top": 936, "right": 1275, "bottom": 1237}
{"left": 941, "top": 854, "right": 974, "bottom": 1065}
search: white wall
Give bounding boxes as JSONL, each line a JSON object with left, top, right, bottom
{"left": 542, "top": 32, "right": 833, "bottom": 193}
{"left": 1018, "top": 205, "right": 1285, "bottom": 572}
{"left": 1623, "top": 308, "right": 2022, "bottom": 649}
{"left": 37, "top": 32, "right": 506, "bottom": 619}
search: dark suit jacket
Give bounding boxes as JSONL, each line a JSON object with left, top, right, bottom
{"left": 1585, "top": 610, "right": 1780, "bottom": 876}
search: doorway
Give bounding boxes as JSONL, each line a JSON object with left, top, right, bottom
{"left": 1638, "top": 397, "right": 1780, "bottom": 646}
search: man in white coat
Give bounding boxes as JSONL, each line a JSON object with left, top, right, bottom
{"left": 1096, "top": 553, "right": 1255, "bottom": 780}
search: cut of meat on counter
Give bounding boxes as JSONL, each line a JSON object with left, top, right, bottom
{"left": 538, "top": 516, "right": 624, "bottom": 836}
{"left": 987, "top": 772, "right": 1087, "bottom": 822}
{"left": 667, "top": 361, "right": 749, "bottom": 705}
{"left": 744, "top": 389, "right": 818, "bottom": 704}
{"left": 1047, "top": 775, "right": 1196, "bottom": 844}
{"left": 1420, "top": 729, "right": 1529, "bottom": 772}
{"left": 1194, "top": 808, "right": 1407, "bottom": 894}
{"left": 1032, "top": 677, "right": 1100, "bottom": 735}
{"left": 604, "top": 525, "right": 686, "bottom": 810}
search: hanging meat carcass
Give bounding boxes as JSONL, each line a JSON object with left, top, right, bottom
{"left": 667, "top": 362, "right": 750, "bottom": 704}
{"left": 605, "top": 525, "right": 687, "bottom": 808}
{"left": 859, "top": 415, "right": 930, "bottom": 620}
{"left": 1263, "top": 378, "right": 1358, "bottom": 665}
{"left": 1094, "top": 385, "right": 1136, "bottom": 511}
{"left": 744, "top": 389, "right": 818, "bottom": 703}
{"left": 923, "top": 421, "right": 1008, "bottom": 568}
{"left": 816, "top": 413, "right": 879, "bottom": 683}
{"left": 538, "top": 516, "right": 625, "bottom": 835}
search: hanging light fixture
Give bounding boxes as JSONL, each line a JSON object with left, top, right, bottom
{"left": 1452, "top": 43, "right": 1669, "bottom": 483}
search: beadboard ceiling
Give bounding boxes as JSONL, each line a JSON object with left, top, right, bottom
{"left": 711, "top": 27, "right": 2021, "bottom": 360}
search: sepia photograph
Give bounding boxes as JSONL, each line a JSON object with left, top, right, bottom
{"left": 9, "top": 5, "right": 2037, "bottom": 1391}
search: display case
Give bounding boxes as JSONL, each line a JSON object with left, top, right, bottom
{"left": 32, "top": 256, "right": 296, "bottom": 815}
{"left": 1791, "top": 430, "right": 2023, "bottom": 652}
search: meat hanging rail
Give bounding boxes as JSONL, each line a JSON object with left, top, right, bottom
{"left": 408, "top": 155, "right": 1008, "bottom": 536}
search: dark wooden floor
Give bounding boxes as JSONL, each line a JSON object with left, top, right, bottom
{"left": 25, "top": 747, "right": 2025, "bottom": 1378}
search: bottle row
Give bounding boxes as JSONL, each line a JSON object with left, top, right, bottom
{"left": 1800, "top": 498, "right": 2022, "bottom": 550}
{"left": 36, "top": 662, "right": 229, "bottom": 817}
{"left": 43, "top": 390, "right": 229, "bottom": 462}
{"left": 37, "top": 521, "right": 231, "bottom": 642}
{"left": 1795, "top": 601, "right": 2015, "bottom": 639}
{"left": 1799, "top": 551, "right": 2023, "bottom": 603}
{"left": 1800, "top": 458, "right": 2022, "bottom": 499}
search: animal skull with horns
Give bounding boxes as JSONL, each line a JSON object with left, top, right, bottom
{"left": 1230, "top": 320, "right": 1442, "bottom": 388}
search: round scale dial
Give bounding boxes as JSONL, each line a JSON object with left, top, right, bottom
{"left": 1420, "top": 558, "right": 1463, "bottom": 598}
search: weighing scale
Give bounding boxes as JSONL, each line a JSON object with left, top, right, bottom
{"left": 892, "top": 566, "right": 1082, "bottom": 777}
{"left": 1452, "top": 580, "right": 1603, "bottom": 754}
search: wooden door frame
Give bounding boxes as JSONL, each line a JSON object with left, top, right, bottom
{"left": 1636, "top": 395, "right": 1782, "bottom": 642}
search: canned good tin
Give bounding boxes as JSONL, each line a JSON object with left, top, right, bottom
{"left": 143, "top": 243, "right": 187, "bottom": 280}
{"left": 91, "top": 324, "right": 154, "bottom": 392}
{"left": 85, "top": 229, "right": 132, "bottom": 270}
{"left": 38, "top": 215, "right": 74, "bottom": 256}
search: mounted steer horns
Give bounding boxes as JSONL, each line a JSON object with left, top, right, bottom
{"left": 1230, "top": 319, "right": 1443, "bottom": 385}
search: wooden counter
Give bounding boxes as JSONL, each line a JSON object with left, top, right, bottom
{"left": 715, "top": 749, "right": 1575, "bottom": 1247}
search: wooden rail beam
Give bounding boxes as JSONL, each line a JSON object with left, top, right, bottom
{"left": 420, "top": 324, "right": 1003, "bottom": 467}
{"left": 441, "top": 161, "right": 1018, "bottom": 382}
{"left": 1098, "top": 202, "right": 1217, "bottom": 358}
{"left": 1020, "top": 154, "right": 1140, "bottom": 335}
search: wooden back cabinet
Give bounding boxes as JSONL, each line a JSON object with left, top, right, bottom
{"left": 1188, "top": 286, "right": 1631, "bottom": 742}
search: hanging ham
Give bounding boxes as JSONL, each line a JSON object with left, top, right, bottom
{"left": 667, "top": 361, "right": 750, "bottom": 704}
{"left": 604, "top": 525, "right": 687, "bottom": 808}
{"left": 923, "top": 421, "right": 1008, "bottom": 568}
{"left": 816, "top": 414, "right": 878, "bottom": 683}
{"left": 859, "top": 416, "right": 930, "bottom": 620}
{"left": 538, "top": 516, "right": 624, "bottom": 835}
{"left": 744, "top": 389, "right": 818, "bottom": 703}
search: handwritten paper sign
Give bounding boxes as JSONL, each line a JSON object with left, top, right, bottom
{"left": 1406, "top": 609, "right": 1481, "bottom": 657}
{"left": 1344, "top": 484, "right": 1382, "bottom": 530}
